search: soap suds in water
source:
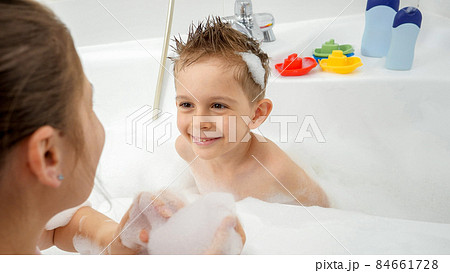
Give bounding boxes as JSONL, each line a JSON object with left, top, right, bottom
{"left": 238, "top": 52, "right": 266, "bottom": 89}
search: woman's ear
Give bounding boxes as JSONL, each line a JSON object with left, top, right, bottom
{"left": 249, "top": 98, "right": 273, "bottom": 129}
{"left": 27, "top": 126, "right": 63, "bottom": 188}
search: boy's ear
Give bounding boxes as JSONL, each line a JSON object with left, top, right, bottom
{"left": 27, "top": 126, "right": 63, "bottom": 188}
{"left": 249, "top": 98, "right": 273, "bottom": 129}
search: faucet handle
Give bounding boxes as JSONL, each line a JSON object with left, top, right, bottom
{"left": 222, "top": 15, "right": 263, "bottom": 43}
{"left": 254, "top": 13, "right": 276, "bottom": 42}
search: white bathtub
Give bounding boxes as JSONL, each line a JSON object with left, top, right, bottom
{"left": 43, "top": 2, "right": 450, "bottom": 254}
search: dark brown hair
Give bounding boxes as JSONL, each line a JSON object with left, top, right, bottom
{"left": 0, "top": 0, "right": 84, "bottom": 170}
{"left": 171, "top": 16, "right": 270, "bottom": 102}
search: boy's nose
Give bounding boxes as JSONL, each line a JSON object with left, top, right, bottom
{"left": 191, "top": 114, "right": 217, "bottom": 134}
{"left": 193, "top": 108, "right": 214, "bottom": 129}
{"left": 200, "top": 121, "right": 214, "bottom": 130}
{"left": 190, "top": 121, "right": 215, "bottom": 139}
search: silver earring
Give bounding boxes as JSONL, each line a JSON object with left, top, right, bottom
{"left": 57, "top": 174, "right": 64, "bottom": 181}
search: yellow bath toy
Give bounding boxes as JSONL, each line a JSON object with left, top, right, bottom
{"left": 319, "top": 50, "right": 363, "bottom": 74}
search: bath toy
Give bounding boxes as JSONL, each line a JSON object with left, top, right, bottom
{"left": 319, "top": 50, "right": 362, "bottom": 74}
{"left": 313, "top": 39, "right": 354, "bottom": 59}
{"left": 361, "top": 0, "right": 400, "bottom": 57}
{"left": 386, "top": 7, "right": 422, "bottom": 70}
{"left": 275, "top": 53, "right": 317, "bottom": 76}
{"left": 313, "top": 52, "right": 354, "bottom": 63}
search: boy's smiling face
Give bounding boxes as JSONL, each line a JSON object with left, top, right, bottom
{"left": 175, "top": 57, "right": 256, "bottom": 160}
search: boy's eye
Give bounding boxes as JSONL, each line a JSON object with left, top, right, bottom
{"left": 179, "top": 102, "right": 193, "bottom": 108}
{"left": 212, "top": 103, "right": 227, "bottom": 109}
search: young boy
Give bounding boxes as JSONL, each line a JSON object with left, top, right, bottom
{"left": 172, "top": 18, "right": 329, "bottom": 207}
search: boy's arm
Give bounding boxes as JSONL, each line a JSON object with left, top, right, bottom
{"left": 263, "top": 140, "right": 330, "bottom": 208}
{"left": 290, "top": 169, "right": 330, "bottom": 208}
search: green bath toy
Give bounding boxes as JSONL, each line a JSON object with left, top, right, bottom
{"left": 313, "top": 39, "right": 354, "bottom": 57}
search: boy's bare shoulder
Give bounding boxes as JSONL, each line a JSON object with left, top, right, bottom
{"left": 251, "top": 135, "right": 301, "bottom": 187}
{"left": 175, "top": 135, "right": 196, "bottom": 161}
{"left": 251, "top": 135, "right": 295, "bottom": 171}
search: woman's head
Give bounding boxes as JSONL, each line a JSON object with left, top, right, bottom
{"left": 0, "top": 0, "right": 104, "bottom": 213}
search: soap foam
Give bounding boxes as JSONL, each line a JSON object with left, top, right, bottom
{"left": 147, "top": 192, "right": 242, "bottom": 254}
{"left": 238, "top": 52, "right": 266, "bottom": 90}
{"left": 73, "top": 235, "right": 103, "bottom": 255}
{"left": 119, "top": 192, "right": 165, "bottom": 253}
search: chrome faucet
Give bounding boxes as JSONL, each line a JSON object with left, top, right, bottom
{"left": 223, "top": 0, "right": 276, "bottom": 43}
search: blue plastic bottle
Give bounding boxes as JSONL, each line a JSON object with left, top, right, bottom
{"left": 361, "top": 0, "right": 399, "bottom": 57}
{"left": 385, "top": 7, "right": 422, "bottom": 70}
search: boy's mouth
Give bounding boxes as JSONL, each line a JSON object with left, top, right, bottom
{"left": 191, "top": 135, "right": 222, "bottom": 146}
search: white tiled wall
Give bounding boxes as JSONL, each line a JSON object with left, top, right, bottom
{"left": 37, "top": 0, "right": 365, "bottom": 47}
{"left": 37, "top": 0, "right": 448, "bottom": 47}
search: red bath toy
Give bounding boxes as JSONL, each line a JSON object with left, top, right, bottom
{"left": 275, "top": 53, "right": 317, "bottom": 76}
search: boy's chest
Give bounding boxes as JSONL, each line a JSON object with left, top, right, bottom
{"left": 189, "top": 161, "right": 282, "bottom": 200}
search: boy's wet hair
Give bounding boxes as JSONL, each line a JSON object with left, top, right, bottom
{"left": 170, "top": 16, "right": 270, "bottom": 102}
